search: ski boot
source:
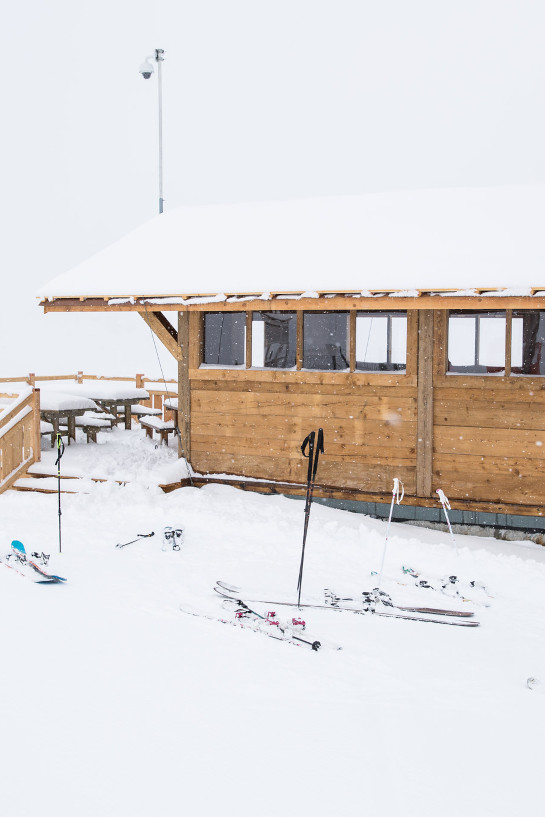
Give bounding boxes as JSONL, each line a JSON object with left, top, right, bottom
{"left": 291, "top": 616, "right": 306, "bottom": 631}
{"left": 31, "top": 552, "right": 50, "bottom": 565}
{"left": 162, "top": 527, "right": 183, "bottom": 551}
{"left": 162, "top": 527, "right": 174, "bottom": 551}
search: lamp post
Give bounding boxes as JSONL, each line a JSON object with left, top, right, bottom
{"left": 139, "top": 48, "right": 165, "bottom": 214}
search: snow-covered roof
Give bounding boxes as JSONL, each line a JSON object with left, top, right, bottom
{"left": 38, "top": 185, "right": 545, "bottom": 301}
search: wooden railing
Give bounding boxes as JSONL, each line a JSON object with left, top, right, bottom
{"left": 0, "top": 373, "right": 178, "bottom": 423}
{"left": 0, "top": 388, "right": 41, "bottom": 494}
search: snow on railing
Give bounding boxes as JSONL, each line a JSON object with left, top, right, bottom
{"left": 0, "top": 373, "right": 178, "bottom": 422}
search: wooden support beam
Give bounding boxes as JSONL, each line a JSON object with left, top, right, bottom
{"left": 140, "top": 311, "right": 182, "bottom": 361}
{"left": 296, "top": 311, "right": 303, "bottom": 370}
{"left": 349, "top": 310, "right": 356, "bottom": 372}
{"left": 416, "top": 309, "right": 434, "bottom": 497}
{"left": 505, "top": 309, "right": 512, "bottom": 377}
{"left": 178, "top": 312, "right": 191, "bottom": 461}
{"left": 246, "top": 312, "right": 252, "bottom": 369}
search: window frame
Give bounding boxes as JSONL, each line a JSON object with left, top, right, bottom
{"left": 250, "top": 310, "right": 298, "bottom": 370}
{"left": 201, "top": 311, "right": 247, "bottom": 368}
{"left": 445, "top": 309, "right": 545, "bottom": 378}
{"left": 302, "top": 311, "right": 351, "bottom": 371}
{"left": 354, "top": 310, "right": 408, "bottom": 372}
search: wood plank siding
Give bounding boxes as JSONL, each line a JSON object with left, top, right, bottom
{"left": 184, "top": 308, "right": 545, "bottom": 516}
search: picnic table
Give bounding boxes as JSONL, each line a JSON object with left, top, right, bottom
{"left": 40, "top": 390, "right": 100, "bottom": 445}
{"left": 42, "top": 382, "right": 150, "bottom": 431}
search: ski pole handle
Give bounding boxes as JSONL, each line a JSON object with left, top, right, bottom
{"left": 311, "top": 428, "right": 324, "bottom": 482}
{"left": 301, "top": 431, "right": 315, "bottom": 458}
{"left": 393, "top": 478, "right": 404, "bottom": 504}
{"left": 436, "top": 488, "right": 451, "bottom": 510}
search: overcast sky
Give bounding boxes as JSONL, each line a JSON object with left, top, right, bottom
{"left": 2, "top": 0, "right": 545, "bottom": 378}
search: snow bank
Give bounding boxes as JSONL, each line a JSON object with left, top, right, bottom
{"left": 1, "top": 429, "right": 544, "bottom": 817}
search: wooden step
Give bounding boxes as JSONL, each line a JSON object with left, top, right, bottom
{"left": 11, "top": 471, "right": 129, "bottom": 494}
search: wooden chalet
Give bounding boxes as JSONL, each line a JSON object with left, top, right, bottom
{"left": 38, "top": 186, "right": 545, "bottom": 527}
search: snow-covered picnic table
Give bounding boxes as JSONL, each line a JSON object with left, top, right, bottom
{"left": 40, "top": 382, "right": 150, "bottom": 430}
{"left": 39, "top": 390, "right": 101, "bottom": 445}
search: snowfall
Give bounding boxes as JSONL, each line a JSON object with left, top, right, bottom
{"left": 1, "top": 425, "right": 544, "bottom": 817}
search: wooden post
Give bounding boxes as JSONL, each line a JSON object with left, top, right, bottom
{"left": 505, "top": 309, "right": 512, "bottom": 377}
{"left": 296, "top": 311, "right": 304, "bottom": 370}
{"left": 28, "top": 373, "right": 35, "bottom": 386}
{"left": 246, "top": 312, "right": 252, "bottom": 369}
{"left": 77, "top": 371, "right": 84, "bottom": 383}
{"left": 178, "top": 312, "right": 191, "bottom": 462}
{"left": 349, "top": 310, "right": 356, "bottom": 372}
{"left": 416, "top": 310, "right": 434, "bottom": 497}
{"left": 33, "top": 388, "right": 41, "bottom": 463}
{"left": 136, "top": 373, "right": 145, "bottom": 388}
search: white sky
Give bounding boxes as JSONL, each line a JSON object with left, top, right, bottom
{"left": 2, "top": 0, "right": 545, "bottom": 378}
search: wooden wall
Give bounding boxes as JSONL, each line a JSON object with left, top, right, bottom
{"left": 183, "top": 308, "right": 545, "bottom": 515}
{"left": 432, "top": 311, "right": 545, "bottom": 511}
{"left": 187, "top": 310, "right": 419, "bottom": 495}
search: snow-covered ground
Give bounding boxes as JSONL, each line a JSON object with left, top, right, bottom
{"left": 1, "top": 428, "right": 544, "bottom": 817}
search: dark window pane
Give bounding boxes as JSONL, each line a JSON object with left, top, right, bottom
{"left": 303, "top": 312, "right": 349, "bottom": 370}
{"left": 512, "top": 311, "right": 545, "bottom": 375}
{"left": 447, "top": 311, "right": 505, "bottom": 374}
{"left": 356, "top": 312, "right": 407, "bottom": 371}
{"left": 252, "top": 312, "right": 296, "bottom": 368}
{"left": 203, "top": 312, "right": 246, "bottom": 366}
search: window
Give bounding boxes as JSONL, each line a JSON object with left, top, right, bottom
{"left": 511, "top": 311, "right": 545, "bottom": 375}
{"left": 303, "top": 312, "right": 349, "bottom": 370}
{"left": 203, "top": 312, "right": 246, "bottom": 366}
{"left": 356, "top": 312, "right": 407, "bottom": 371}
{"left": 447, "top": 311, "right": 506, "bottom": 374}
{"left": 251, "top": 312, "right": 297, "bottom": 368}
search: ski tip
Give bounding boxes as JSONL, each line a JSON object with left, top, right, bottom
{"left": 11, "top": 540, "right": 25, "bottom": 554}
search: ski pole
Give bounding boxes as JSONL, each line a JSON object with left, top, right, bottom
{"left": 55, "top": 432, "right": 65, "bottom": 553}
{"left": 437, "top": 489, "right": 458, "bottom": 555}
{"left": 115, "top": 532, "right": 155, "bottom": 549}
{"left": 376, "top": 477, "right": 404, "bottom": 590}
{"left": 297, "top": 428, "right": 324, "bottom": 607}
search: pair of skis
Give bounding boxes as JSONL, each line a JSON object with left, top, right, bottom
{"left": 179, "top": 596, "right": 324, "bottom": 650}
{"left": 214, "top": 581, "right": 479, "bottom": 627}
{"left": 400, "top": 566, "right": 493, "bottom": 606}
{"left": 1, "top": 541, "right": 66, "bottom": 583}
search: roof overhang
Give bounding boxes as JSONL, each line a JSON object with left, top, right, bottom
{"left": 41, "top": 288, "right": 545, "bottom": 313}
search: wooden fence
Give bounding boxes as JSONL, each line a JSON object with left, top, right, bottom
{"left": 0, "top": 388, "right": 41, "bottom": 494}
{"left": 0, "top": 373, "right": 179, "bottom": 423}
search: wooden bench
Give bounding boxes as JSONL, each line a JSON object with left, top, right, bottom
{"left": 140, "top": 417, "right": 177, "bottom": 446}
{"left": 75, "top": 413, "right": 115, "bottom": 443}
{"left": 131, "top": 405, "right": 163, "bottom": 421}
{"left": 40, "top": 421, "right": 69, "bottom": 448}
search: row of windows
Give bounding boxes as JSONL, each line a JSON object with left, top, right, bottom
{"left": 203, "top": 311, "right": 407, "bottom": 372}
{"left": 201, "top": 310, "right": 545, "bottom": 376}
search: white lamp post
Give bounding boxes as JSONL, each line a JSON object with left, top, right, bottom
{"left": 139, "top": 48, "right": 165, "bottom": 214}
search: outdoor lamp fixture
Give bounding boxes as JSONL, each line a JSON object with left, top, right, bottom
{"left": 139, "top": 48, "right": 165, "bottom": 214}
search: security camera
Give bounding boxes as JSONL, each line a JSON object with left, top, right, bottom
{"left": 139, "top": 58, "right": 154, "bottom": 79}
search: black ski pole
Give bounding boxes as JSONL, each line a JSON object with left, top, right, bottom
{"left": 115, "top": 532, "right": 155, "bottom": 549}
{"left": 55, "top": 432, "right": 65, "bottom": 553}
{"left": 297, "top": 428, "right": 324, "bottom": 606}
